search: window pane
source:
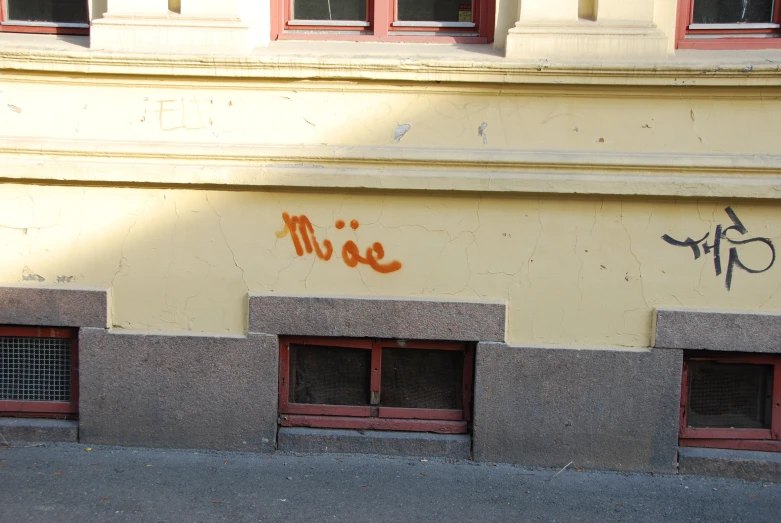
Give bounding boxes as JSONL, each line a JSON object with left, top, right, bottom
{"left": 289, "top": 344, "right": 370, "bottom": 406}
{"left": 397, "top": 0, "right": 472, "bottom": 22}
{"left": 381, "top": 348, "right": 463, "bottom": 410}
{"left": 692, "top": 0, "right": 775, "bottom": 24}
{"left": 687, "top": 361, "right": 773, "bottom": 429}
{"left": 6, "top": 0, "right": 88, "bottom": 24}
{"left": 293, "top": 0, "right": 367, "bottom": 21}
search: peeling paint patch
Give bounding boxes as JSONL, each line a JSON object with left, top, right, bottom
{"left": 22, "top": 266, "right": 44, "bottom": 282}
{"left": 478, "top": 122, "right": 488, "bottom": 146}
{"left": 56, "top": 276, "right": 76, "bottom": 283}
{"left": 7, "top": 104, "right": 21, "bottom": 114}
{"left": 393, "top": 124, "right": 411, "bottom": 144}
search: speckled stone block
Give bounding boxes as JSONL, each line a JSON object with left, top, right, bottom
{"left": 0, "top": 418, "right": 78, "bottom": 443}
{"left": 249, "top": 294, "right": 505, "bottom": 341}
{"left": 278, "top": 428, "right": 471, "bottom": 458}
{"left": 679, "top": 447, "right": 781, "bottom": 483}
{"left": 654, "top": 308, "right": 781, "bottom": 353}
{"left": 0, "top": 286, "right": 108, "bottom": 328}
{"left": 79, "top": 329, "right": 278, "bottom": 452}
{"left": 473, "top": 343, "right": 682, "bottom": 473}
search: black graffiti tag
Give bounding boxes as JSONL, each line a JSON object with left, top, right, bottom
{"left": 661, "top": 207, "right": 775, "bottom": 291}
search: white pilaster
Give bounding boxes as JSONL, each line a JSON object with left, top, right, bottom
{"left": 506, "top": 0, "right": 668, "bottom": 61}
{"left": 91, "top": 0, "right": 266, "bottom": 55}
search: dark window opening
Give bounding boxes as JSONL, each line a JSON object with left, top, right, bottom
{"left": 1, "top": 0, "right": 90, "bottom": 35}
{"left": 680, "top": 352, "right": 781, "bottom": 452}
{"left": 279, "top": 337, "right": 474, "bottom": 434}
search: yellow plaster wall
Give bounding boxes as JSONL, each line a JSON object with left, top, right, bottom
{"left": 1, "top": 78, "right": 780, "bottom": 156}
{"left": 2, "top": 184, "right": 779, "bottom": 347}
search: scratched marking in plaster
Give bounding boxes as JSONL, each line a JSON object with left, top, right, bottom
{"left": 478, "top": 122, "right": 488, "bottom": 146}
{"left": 157, "top": 98, "right": 240, "bottom": 133}
{"left": 393, "top": 124, "right": 411, "bottom": 144}
{"left": 662, "top": 206, "right": 775, "bottom": 290}
{"left": 277, "top": 213, "right": 402, "bottom": 274}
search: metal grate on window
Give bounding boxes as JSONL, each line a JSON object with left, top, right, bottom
{"left": 0, "top": 336, "right": 72, "bottom": 402}
{"left": 687, "top": 360, "right": 773, "bottom": 429}
{"left": 289, "top": 344, "right": 371, "bottom": 406}
{"left": 380, "top": 348, "right": 463, "bottom": 410}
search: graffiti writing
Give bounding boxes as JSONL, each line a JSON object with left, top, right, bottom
{"left": 277, "top": 213, "right": 402, "bottom": 274}
{"left": 661, "top": 206, "right": 775, "bottom": 290}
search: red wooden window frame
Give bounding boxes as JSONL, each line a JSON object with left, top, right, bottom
{"left": 0, "top": 0, "right": 90, "bottom": 35}
{"left": 0, "top": 326, "right": 79, "bottom": 419}
{"left": 278, "top": 336, "right": 474, "bottom": 434}
{"left": 271, "top": 0, "right": 495, "bottom": 43}
{"left": 679, "top": 352, "right": 781, "bottom": 452}
{"left": 676, "top": 0, "right": 781, "bottom": 49}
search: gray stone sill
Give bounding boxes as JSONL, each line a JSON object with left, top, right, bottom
{"left": 0, "top": 418, "right": 78, "bottom": 443}
{"left": 278, "top": 428, "right": 471, "bottom": 459}
{"left": 679, "top": 447, "right": 781, "bottom": 483}
{"left": 0, "top": 33, "right": 780, "bottom": 86}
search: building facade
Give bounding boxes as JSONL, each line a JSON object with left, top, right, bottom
{"left": 1, "top": 0, "right": 780, "bottom": 477}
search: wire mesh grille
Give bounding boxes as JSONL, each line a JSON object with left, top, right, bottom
{"left": 687, "top": 360, "right": 773, "bottom": 429}
{"left": 289, "top": 344, "right": 371, "bottom": 406}
{"left": 1, "top": 337, "right": 72, "bottom": 402}
{"left": 381, "top": 348, "right": 463, "bottom": 410}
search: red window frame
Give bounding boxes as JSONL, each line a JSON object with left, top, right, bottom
{"left": 0, "top": 0, "right": 90, "bottom": 35}
{"left": 278, "top": 336, "right": 474, "bottom": 434}
{"left": 676, "top": 0, "right": 781, "bottom": 49}
{"left": 679, "top": 352, "right": 781, "bottom": 452}
{"left": 271, "top": 0, "right": 495, "bottom": 43}
{"left": 0, "top": 326, "right": 79, "bottom": 419}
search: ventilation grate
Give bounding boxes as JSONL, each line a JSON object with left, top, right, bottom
{"left": 381, "top": 348, "right": 463, "bottom": 410}
{"left": 290, "top": 344, "right": 371, "bottom": 406}
{"left": 0, "top": 336, "right": 72, "bottom": 402}
{"left": 687, "top": 360, "right": 773, "bottom": 429}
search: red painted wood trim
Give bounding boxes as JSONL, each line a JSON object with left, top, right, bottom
{"left": 370, "top": 341, "right": 382, "bottom": 403}
{"left": 0, "top": 326, "right": 76, "bottom": 339}
{"left": 378, "top": 407, "right": 463, "bottom": 420}
{"left": 378, "top": 340, "right": 466, "bottom": 351}
{"left": 681, "top": 427, "right": 773, "bottom": 440}
{"left": 0, "top": 400, "right": 76, "bottom": 414}
{"left": 280, "top": 414, "right": 468, "bottom": 433}
{"left": 772, "top": 363, "right": 781, "bottom": 440}
{"left": 278, "top": 339, "right": 291, "bottom": 412}
{"left": 678, "top": 38, "right": 781, "bottom": 50}
{"left": 679, "top": 360, "right": 689, "bottom": 437}
{"left": 680, "top": 439, "right": 781, "bottom": 452}
{"left": 283, "top": 336, "right": 373, "bottom": 350}
{"left": 283, "top": 403, "right": 372, "bottom": 417}
{"left": 462, "top": 343, "right": 474, "bottom": 422}
{"left": 276, "top": 33, "right": 488, "bottom": 44}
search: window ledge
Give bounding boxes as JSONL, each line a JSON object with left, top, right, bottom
{"left": 1, "top": 33, "right": 781, "bottom": 86}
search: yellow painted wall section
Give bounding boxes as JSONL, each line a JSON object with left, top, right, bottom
{"left": 1, "top": 79, "right": 780, "bottom": 156}
{"left": 1, "top": 184, "right": 779, "bottom": 347}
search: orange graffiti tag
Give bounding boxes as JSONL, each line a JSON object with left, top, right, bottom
{"left": 277, "top": 213, "right": 333, "bottom": 261}
{"left": 278, "top": 213, "right": 402, "bottom": 274}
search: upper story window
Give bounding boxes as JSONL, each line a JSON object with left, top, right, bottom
{"left": 677, "top": 0, "right": 781, "bottom": 48}
{"left": 0, "top": 0, "right": 89, "bottom": 35}
{"left": 271, "top": 0, "right": 495, "bottom": 43}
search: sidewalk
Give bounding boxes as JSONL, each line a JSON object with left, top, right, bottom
{"left": 0, "top": 442, "right": 778, "bottom": 522}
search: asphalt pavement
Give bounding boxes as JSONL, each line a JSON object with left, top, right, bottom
{"left": 0, "top": 442, "right": 779, "bottom": 522}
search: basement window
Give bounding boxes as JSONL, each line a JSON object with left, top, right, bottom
{"left": 0, "top": 0, "right": 90, "bottom": 35}
{"left": 0, "top": 326, "right": 79, "bottom": 419}
{"left": 680, "top": 352, "right": 781, "bottom": 452}
{"left": 278, "top": 336, "right": 474, "bottom": 433}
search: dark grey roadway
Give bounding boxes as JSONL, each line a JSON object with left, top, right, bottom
{"left": 0, "top": 442, "right": 778, "bottom": 523}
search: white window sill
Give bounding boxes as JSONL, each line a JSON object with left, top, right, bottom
{"left": 0, "top": 33, "right": 780, "bottom": 86}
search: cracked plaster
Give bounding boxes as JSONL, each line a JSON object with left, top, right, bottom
{"left": 2, "top": 184, "right": 780, "bottom": 347}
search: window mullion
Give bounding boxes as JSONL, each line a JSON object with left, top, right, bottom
{"left": 373, "top": 0, "right": 390, "bottom": 37}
